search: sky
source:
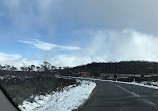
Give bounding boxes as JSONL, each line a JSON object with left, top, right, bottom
{"left": 1, "top": 0, "right": 158, "bottom": 67}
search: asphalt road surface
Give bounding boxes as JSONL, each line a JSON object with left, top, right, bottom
{"left": 80, "top": 80, "right": 158, "bottom": 111}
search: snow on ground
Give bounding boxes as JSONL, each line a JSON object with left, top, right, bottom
{"left": 149, "top": 82, "right": 158, "bottom": 86}
{"left": 0, "top": 76, "right": 4, "bottom": 80}
{"left": 0, "top": 75, "right": 18, "bottom": 80}
{"left": 105, "top": 80, "right": 158, "bottom": 89}
{"left": 71, "top": 76, "right": 158, "bottom": 90}
{"left": 18, "top": 80, "right": 96, "bottom": 111}
{"left": 75, "top": 76, "right": 158, "bottom": 90}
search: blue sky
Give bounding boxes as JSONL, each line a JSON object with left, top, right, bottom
{"left": 1, "top": 0, "right": 158, "bottom": 67}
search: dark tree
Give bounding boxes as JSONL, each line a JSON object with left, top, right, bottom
{"left": 114, "top": 74, "right": 117, "bottom": 79}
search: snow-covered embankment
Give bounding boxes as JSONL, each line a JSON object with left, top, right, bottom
{"left": 18, "top": 80, "right": 96, "bottom": 111}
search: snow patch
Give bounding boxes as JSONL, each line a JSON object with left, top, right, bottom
{"left": 18, "top": 80, "right": 96, "bottom": 111}
{"left": 102, "top": 80, "right": 158, "bottom": 89}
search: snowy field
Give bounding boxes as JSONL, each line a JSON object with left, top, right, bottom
{"left": 70, "top": 76, "right": 158, "bottom": 90}
{"left": 74, "top": 77, "right": 158, "bottom": 90}
{"left": 116, "top": 81, "right": 158, "bottom": 89}
{"left": 75, "top": 77, "right": 158, "bottom": 90}
{"left": 101, "top": 79, "right": 158, "bottom": 89}
{"left": 0, "top": 75, "right": 17, "bottom": 80}
{"left": 18, "top": 80, "right": 96, "bottom": 111}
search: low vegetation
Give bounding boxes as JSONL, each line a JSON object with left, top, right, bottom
{"left": 60, "top": 61, "right": 158, "bottom": 77}
{"left": 0, "top": 71, "right": 78, "bottom": 106}
{"left": 1, "top": 60, "right": 158, "bottom": 106}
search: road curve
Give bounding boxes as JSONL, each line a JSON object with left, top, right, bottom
{"left": 80, "top": 80, "right": 158, "bottom": 111}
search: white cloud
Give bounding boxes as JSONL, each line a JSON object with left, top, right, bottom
{"left": 18, "top": 39, "right": 81, "bottom": 51}
{"left": 1, "top": 0, "right": 158, "bottom": 67}
{"left": 50, "top": 29, "right": 158, "bottom": 67}
{"left": 1, "top": 29, "right": 158, "bottom": 68}
{"left": 106, "top": 29, "right": 158, "bottom": 61}
{"left": 0, "top": 52, "right": 41, "bottom": 68}
{"left": 2, "top": 0, "right": 158, "bottom": 35}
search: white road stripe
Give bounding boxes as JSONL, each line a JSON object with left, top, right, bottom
{"left": 114, "top": 84, "right": 141, "bottom": 97}
{"left": 113, "top": 84, "right": 156, "bottom": 106}
{"left": 142, "top": 98, "right": 156, "bottom": 106}
{"left": 67, "top": 76, "right": 156, "bottom": 106}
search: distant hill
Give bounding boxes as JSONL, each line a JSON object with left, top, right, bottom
{"left": 60, "top": 61, "right": 158, "bottom": 77}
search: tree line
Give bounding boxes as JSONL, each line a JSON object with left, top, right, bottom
{"left": 60, "top": 61, "right": 158, "bottom": 77}
{"left": 1, "top": 60, "right": 158, "bottom": 77}
{"left": 0, "top": 61, "right": 59, "bottom": 72}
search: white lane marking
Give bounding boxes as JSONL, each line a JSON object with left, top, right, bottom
{"left": 114, "top": 84, "right": 141, "bottom": 97}
{"left": 69, "top": 77, "right": 156, "bottom": 106}
{"left": 113, "top": 84, "right": 156, "bottom": 106}
{"left": 142, "top": 98, "right": 156, "bottom": 106}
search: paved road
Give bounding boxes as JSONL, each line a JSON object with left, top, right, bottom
{"left": 80, "top": 80, "right": 158, "bottom": 111}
